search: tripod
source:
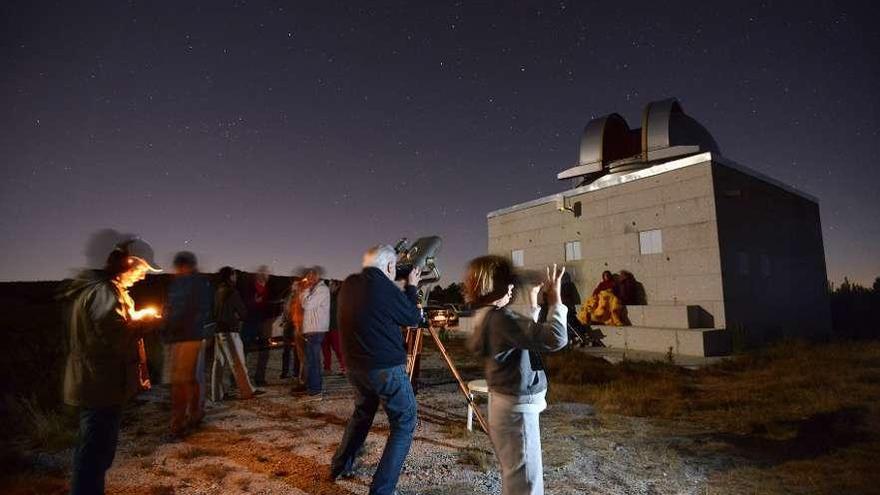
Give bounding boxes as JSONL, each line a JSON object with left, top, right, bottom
{"left": 404, "top": 324, "right": 490, "bottom": 434}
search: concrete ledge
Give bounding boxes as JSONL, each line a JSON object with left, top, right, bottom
{"left": 623, "top": 305, "right": 714, "bottom": 329}
{"left": 594, "top": 325, "right": 731, "bottom": 357}
{"left": 574, "top": 346, "right": 730, "bottom": 368}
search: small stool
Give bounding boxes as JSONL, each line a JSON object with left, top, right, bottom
{"left": 466, "top": 379, "right": 490, "bottom": 431}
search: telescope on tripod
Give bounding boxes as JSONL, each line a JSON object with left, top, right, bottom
{"left": 394, "top": 236, "right": 489, "bottom": 434}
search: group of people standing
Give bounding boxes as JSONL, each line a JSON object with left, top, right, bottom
{"left": 243, "top": 265, "right": 345, "bottom": 396}
{"left": 62, "top": 239, "right": 572, "bottom": 495}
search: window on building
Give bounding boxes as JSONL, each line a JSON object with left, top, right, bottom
{"left": 760, "top": 253, "right": 772, "bottom": 278}
{"left": 511, "top": 249, "right": 524, "bottom": 267}
{"left": 737, "top": 251, "right": 750, "bottom": 275}
{"left": 565, "top": 240, "right": 582, "bottom": 261}
{"left": 639, "top": 229, "right": 663, "bottom": 255}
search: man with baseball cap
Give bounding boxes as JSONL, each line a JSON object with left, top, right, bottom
{"left": 61, "top": 239, "right": 161, "bottom": 494}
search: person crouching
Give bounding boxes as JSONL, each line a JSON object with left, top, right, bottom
{"left": 464, "top": 257, "right": 568, "bottom": 495}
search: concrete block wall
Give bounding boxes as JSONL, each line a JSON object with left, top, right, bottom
{"left": 711, "top": 162, "right": 831, "bottom": 345}
{"left": 488, "top": 159, "right": 727, "bottom": 328}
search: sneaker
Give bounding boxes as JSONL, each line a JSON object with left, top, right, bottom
{"left": 302, "top": 393, "right": 323, "bottom": 402}
{"left": 252, "top": 389, "right": 267, "bottom": 396}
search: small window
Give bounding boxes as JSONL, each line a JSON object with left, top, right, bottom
{"left": 760, "top": 254, "right": 771, "bottom": 278}
{"left": 737, "top": 251, "right": 750, "bottom": 275}
{"left": 639, "top": 229, "right": 663, "bottom": 255}
{"left": 565, "top": 241, "right": 582, "bottom": 261}
{"left": 511, "top": 249, "right": 524, "bottom": 267}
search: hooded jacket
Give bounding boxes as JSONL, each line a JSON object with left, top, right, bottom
{"left": 60, "top": 271, "right": 141, "bottom": 408}
{"left": 467, "top": 304, "right": 568, "bottom": 398}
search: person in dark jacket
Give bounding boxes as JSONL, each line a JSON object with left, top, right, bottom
{"left": 61, "top": 239, "right": 161, "bottom": 495}
{"left": 211, "top": 266, "right": 262, "bottom": 401}
{"left": 465, "top": 256, "right": 568, "bottom": 495}
{"left": 330, "top": 244, "right": 421, "bottom": 495}
{"left": 162, "top": 251, "right": 213, "bottom": 437}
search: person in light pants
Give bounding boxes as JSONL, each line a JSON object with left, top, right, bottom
{"left": 465, "top": 257, "right": 568, "bottom": 495}
{"left": 211, "top": 266, "right": 262, "bottom": 401}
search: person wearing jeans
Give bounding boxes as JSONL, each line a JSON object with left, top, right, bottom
{"left": 293, "top": 267, "right": 330, "bottom": 397}
{"left": 465, "top": 257, "right": 568, "bottom": 495}
{"left": 304, "top": 332, "right": 326, "bottom": 393}
{"left": 331, "top": 245, "right": 422, "bottom": 495}
{"left": 61, "top": 239, "right": 161, "bottom": 494}
{"left": 332, "top": 365, "right": 416, "bottom": 493}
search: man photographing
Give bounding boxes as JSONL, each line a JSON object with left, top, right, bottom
{"left": 330, "top": 244, "right": 422, "bottom": 495}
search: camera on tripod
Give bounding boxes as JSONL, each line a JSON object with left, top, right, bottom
{"left": 393, "top": 236, "right": 442, "bottom": 288}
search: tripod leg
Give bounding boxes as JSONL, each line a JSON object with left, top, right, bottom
{"left": 427, "top": 327, "right": 490, "bottom": 434}
{"left": 405, "top": 328, "right": 423, "bottom": 379}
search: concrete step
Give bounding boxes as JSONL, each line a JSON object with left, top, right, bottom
{"left": 593, "top": 325, "right": 731, "bottom": 357}
{"left": 622, "top": 305, "right": 715, "bottom": 329}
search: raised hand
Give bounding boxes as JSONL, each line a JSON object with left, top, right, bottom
{"left": 407, "top": 267, "right": 422, "bottom": 287}
{"left": 543, "top": 263, "right": 566, "bottom": 306}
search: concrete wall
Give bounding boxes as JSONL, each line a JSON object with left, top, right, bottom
{"left": 711, "top": 163, "right": 832, "bottom": 345}
{"left": 488, "top": 160, "right": 727, "bottom": 327}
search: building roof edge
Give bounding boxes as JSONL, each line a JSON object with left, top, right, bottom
{"left": 486, "top": 152, "right": 819, "bottom": 219}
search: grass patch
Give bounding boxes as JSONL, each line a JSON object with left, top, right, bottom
{"left": 175, "top": 446, "right": 220, "bottom": 461}
{"left": 546, "top": 340, "right": 880, "bottom": 494}
{"left": 457, "top": 443, "right": 493, "bottom": 473}
{"left": 197, "top": 462, "right": 230, "bottom": 480}
{"left": 147, "top": 485, "right": 175, "bottom": 495}
{"left": 4, "top": 395, "right": 77, "bottom": 451}
{"left": 546, "top": 351, "right": 688, "bottom": 418}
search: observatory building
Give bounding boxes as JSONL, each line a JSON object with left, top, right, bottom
{"left": 486, "top": 98, "right": 830, "bottom": 357}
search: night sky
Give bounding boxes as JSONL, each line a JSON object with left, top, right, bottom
{"left": 1, "top": 1, "right": 878, "bottom": 284}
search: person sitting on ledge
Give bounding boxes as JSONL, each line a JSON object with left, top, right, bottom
{"left": 579, "top": 270, "right": 624, "bottom": 326}
{"left": 617, "top": 270, "right": 640, "bottom": 306}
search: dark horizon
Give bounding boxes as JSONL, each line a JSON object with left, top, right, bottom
{"left": 2, "top": 1, "right": 878, "bottom": 285}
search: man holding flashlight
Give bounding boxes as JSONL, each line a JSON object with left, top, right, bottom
{"left": 62, "top": 239, "right": 161, "bottom": 495}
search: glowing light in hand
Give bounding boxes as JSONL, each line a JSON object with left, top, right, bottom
{"left": 131, "top": 306, "right": 161, "bottom": 320}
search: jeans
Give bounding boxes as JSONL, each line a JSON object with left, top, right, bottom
{"left": 71, "top": 406, "right": 122, "bottom": 495}
{"left": 304, "top": 332, "right": 326, "bottom": 394}
{"left": 331, "top": 365, "right": 417, "bottom": 495}
{"left": 212, "top": 332, "right": 256, "bottom": 401}
{"left": 489, "top": 390, "right": 547, "bottom": 495}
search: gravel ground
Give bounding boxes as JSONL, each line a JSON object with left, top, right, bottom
{"left": 11, "top": 340, "right": 739, "bottom": 494}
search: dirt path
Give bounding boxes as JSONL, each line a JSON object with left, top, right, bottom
{"left": 7, "top": 342, "right": 744, "bottom": 495}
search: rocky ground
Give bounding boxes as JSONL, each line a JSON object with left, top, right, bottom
{"left": 6, "top": 338, "right": 769, "bottom": 495}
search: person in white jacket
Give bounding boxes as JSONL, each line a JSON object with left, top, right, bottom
{"left": 293, "top": 267, "right": 330, "bottom": 398}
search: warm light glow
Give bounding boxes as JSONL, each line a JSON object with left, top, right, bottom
{"left": 131, "top": 306, "right": 161, "bottom": 321}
